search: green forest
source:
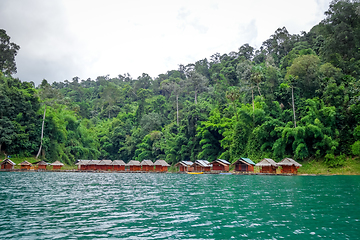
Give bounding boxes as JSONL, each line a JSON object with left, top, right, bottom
{"left": 1, "top": 0, "right": 360, "bottom": 170}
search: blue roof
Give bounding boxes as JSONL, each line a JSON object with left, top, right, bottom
{"left": 240, "top": 157, "right": 255, "bottom": 166}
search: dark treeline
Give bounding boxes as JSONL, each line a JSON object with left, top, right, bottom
{"left": 1, "top": 0, "right": 360, "bottom": 167}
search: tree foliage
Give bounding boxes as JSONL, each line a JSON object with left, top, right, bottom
{"left": 1, "top": 1, "right": 360, "bottom": 166}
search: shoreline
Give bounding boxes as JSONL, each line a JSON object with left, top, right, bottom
{"left": 1, "top": 169, "right": 357, "bottom": 176}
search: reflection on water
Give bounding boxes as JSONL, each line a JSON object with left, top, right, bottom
{"left": 1, "top": 172, "right": 359, "bottom": 239}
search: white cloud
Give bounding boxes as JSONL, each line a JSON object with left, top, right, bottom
{"left": 0, "top": 0, "right": 332, "bottom": 85}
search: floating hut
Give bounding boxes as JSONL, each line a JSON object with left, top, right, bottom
{"left": 211, "top": 159, "right": 231, "bottom": 172}
{"left": 98, "top": 160, "right": 113, "bottom": 171}
{"left": 51, "top": 160, "right": 64, "bottom": 170}
{"left": 256, "top": 158, "right": 278, "bottom": 173}
{"left": 175, "top": 161, "right": 194, "bottom": 172}
{"left": 154, "top": 160, "right": 170, "bottom": 172}
{"left": 88, "top": 160, "right": 101, "bottom": 171}
{"left": 0, "top": 159, "right": 16, "bottom": 170}
{"left": 193, "top": 160, "right": 211, "bottom": 172}
{"left": 75, "top": 160, "right": 91, "bottom": 170}
{"left": 141, "top": 160, "right": 154, "bottom": 172}
{"left": 37, "top": 160, "right": 48, "bottom": 170}
{"left": 20, "top": 161, "right": 32, "bottom": 170}
{"left": 231, "top": 157, "right": 255, "bottom": 172}
{"left": 126, "top": 160, "right": 141, "bottom": 171}
{"left": 112, "top": 160, "right": 126, "bottom": 171}
{"left": 278, "top": 158, "right": 302, "bottom": 174}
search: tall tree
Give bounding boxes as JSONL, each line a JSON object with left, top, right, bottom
{"left": 286, "top": 54, "right": 320, "bottom": 98}
{"left": 238, "top": 43, "right": 255, "bottom": 60}
{"left": 161, "top": 79, "right": 183, "bottom": 125}
{"left": 0, "top": 29, "right": 20, "bottom": 75}
{"left": 320, "top": 0, "right": 360, "bottom": 76}
{"left": 226, "top": 86, "right": 241, "bottom": 121}
{"left": 187, "top": 71, "right": 208, "bottom": 104}
{"left": 36, "top": 79, "right": 62, "bottom": 159}
{"left": 237, "top": 60, "right": 255, "bottom": 111}
{"left": 251, "top": 65, "right": 264, "bottom": 97}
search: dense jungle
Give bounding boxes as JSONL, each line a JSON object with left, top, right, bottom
{"left": 1, "top": 0, "right": 360, "bottom": 171}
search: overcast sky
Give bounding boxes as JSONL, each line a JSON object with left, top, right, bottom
{"left": 0, "top": 0, "right": 332, "bottom": 85}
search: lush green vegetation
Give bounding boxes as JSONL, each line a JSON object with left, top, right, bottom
{"left": 1, "top": 1, "right": 360, "bottom": 172}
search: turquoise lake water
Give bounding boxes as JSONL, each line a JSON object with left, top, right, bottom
{"left": 0, "top": 172, "right": 359, "bottom": 239}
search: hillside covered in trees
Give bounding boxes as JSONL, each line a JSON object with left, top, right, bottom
{"left": 1, "top": 0, "right": 360, "bottom": 168}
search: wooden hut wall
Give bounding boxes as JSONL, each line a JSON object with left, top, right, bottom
{"left": 130, "top": 165, "right": 141, "bottom": 171}
{"left": 235, "top": 162, "right": 253, "bottom": 172}
{"left": 177, "top": 164, "right": 193, "bottom": 172}
{"left": 203, "top": 166, "right": 211, "bottom": 172}
{"left": 21, "top": 165, "right": 31, "bottom": 170}
{"left": 154, "top": 165, "right": 167, "bottom": 172}
{"left": 89, "top": 163, "right": 100, "bottom": 171}
{"left": 212, "top": 162, "right": 225, "bottom": 171}
{"left": 38, "top": 165, "right": 47, "bottom": 170}
{"left": 80, "top": 164, "right": 89, "bottom": 170}
{"left": 142, "top": 165, "right": 154, "bottom": 172}
{"left": 53, "top": 165, "right": 62, "bottom": 170}
{"left": 194, "top": 164, "right": 210, "bottom": 172}
{"left": 195, "top": 165, "right": 202, "bottom": 172}
{"left": 2, "top": 163, "right": 11, "bottom": 170}
{"left": 260, "top": 166, "right": 276, "bottom": 173}
{"left": 98, "top": 165, "right": 112, "bottom": 171}
{"left": 235, "top": 163, "right": 244, "bottom": 171}
{"left": 78, "top": 164, "right": 83, "bottom": 170}
{"left": 179, "top": 165, "right": 186, "bottom": 172}
{"left": 281, "top": 165, "right": 298, "bottom": 174}
{"left": 193, "top": 164, "right": 201, "bottom": 172}
{"left": 1, "top": 162, "right": 13, "bottom": 170}
{"left": 113, "top": 165, "right": 125, "bottom": 171}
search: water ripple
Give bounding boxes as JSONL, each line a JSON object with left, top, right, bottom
{"left": 1, "top": 173, "right": 360, "bottom": 239}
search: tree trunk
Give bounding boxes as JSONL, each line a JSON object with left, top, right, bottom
{"left": 36, "top": 105, "right": 47, "bottom": 159}
{"left": 194, "top": 91, "right": 197, "bottom": 104}
{"left": 252, "top": 88, "right": 254, "bottom": 112}
{"left": 176, "top": 94, "right": 179, "bottom": 125}
{"left": 234, "top": 104, "right": 238, "bottom": 121}
{"left": 257, "top": 83, "right": 262, "bottom": 96}
{"left": 292, "top": 85, "right": 297, "bottom": 128}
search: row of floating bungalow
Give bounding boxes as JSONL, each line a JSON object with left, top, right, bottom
{"left": 175, "top": 158, "right": 252, "bottom": 173}
{"left": 176, "top": 157, "right": 302, "bottom": 174}
{"left": 1, "top": 157, "right": 302, "bottom": 174}
{"left": 75, "top": 159, "right": 170, "bottom": 172}
{"left": 0, "top": 159, "right": 64, "bottom": 170}
{"left": 255, "top": 158, "right": 302, "bottom": 174}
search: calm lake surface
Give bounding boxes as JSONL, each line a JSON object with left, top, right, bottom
{"left": 0, "top": 172, "right": 359, "bottom": 239}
